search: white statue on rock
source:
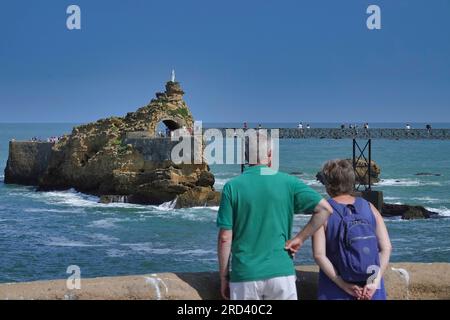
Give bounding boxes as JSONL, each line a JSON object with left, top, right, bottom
{"left": 171, "top": 69, "right": 176, "bottom": 82}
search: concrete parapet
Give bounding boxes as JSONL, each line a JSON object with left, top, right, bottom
{"left": 0, "top": 263, "right": 448, "bottom": 300}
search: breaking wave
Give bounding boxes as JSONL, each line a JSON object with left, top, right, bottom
{"left": 120, "top": 242, "right": 216, "bottom": 256}
{"left": 214, "top": 178, "right": 229, "bottom": 190}
{"left": 302, "top": 179, "right": 323, "bottom": 187}
{"left": 88, "top": 218, "right": 130, "bottom": 229}
{"left": 427, "top": 207, "right": 450, "bottom": 217}
{"left": 376, "top": 179, "right": 442, "bottom": 187}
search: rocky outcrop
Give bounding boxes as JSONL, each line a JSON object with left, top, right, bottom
{"left": 354, "top": 159, "right": 381, "bottom": 184}
{"left": 0, "top": 263, "right": 448, "bottom": 300}
{"left": 175, "top": 186, "right": 221, "bottom": 209}
{"left": 5, "top": 80, "right": 220, "bottom": 208}
{"left": 4, "top": 141, "right": 54, "bottom": 185}
{"left": 316, "top": 159, "right": 381, "bottom": 186}
{"left": 382, "top": 203, "right": 439, "bottom": 220}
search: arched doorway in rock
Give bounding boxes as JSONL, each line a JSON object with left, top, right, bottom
{"left": 154, "top": 119, "right": 182, "bottom": 137}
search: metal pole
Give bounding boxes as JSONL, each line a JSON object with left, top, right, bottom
{"left": 353, "top": 139, "right": 356, "bottom": 191}
{"left": 368, "top": 139, "right": 372, "bottom": 190}
{"left": 241, "top": 136, "right": 245, "bottom": 173}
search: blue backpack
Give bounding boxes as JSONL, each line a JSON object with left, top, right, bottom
{"left": 328, "top": 198, "right": 380, "bottom": 283}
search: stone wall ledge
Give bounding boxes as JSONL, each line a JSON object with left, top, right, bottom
{"left": 0, "top": 263, "right": 448, "bottom": 300}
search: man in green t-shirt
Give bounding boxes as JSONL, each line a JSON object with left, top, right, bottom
{"left": 217, "top": 136, "right": 333, "bottom": 300}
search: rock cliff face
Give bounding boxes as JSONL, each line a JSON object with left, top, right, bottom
{"left": 4, "top": 141, "right": 53, "bottom": 185}
{"left": 382, "top": 203, "right": 439, "bottom": 220}
{"left": 9, "top": 81, "right": 220, "bottom": 207}
{"left": 354, "top": 159, "right": 381, "bottom": 184}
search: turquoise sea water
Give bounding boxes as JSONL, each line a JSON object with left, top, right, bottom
{"left": 0, "top": 123, "right": 449, "bottom": 283}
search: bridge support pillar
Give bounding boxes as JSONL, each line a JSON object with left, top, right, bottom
{"left": 357, "top": 190, "right": 384, "bottom": 212}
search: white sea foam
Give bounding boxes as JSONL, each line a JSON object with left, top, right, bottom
{"left": 213, "top": 172, "right": 239, "bottom": 177}
{"left": 8, "top": 184, "right": 214, "bottom": 218}
{"left": 37, "top": 189, "right": 100, "bottom": 206}
{"left": 385, "top": 219, "right": 409, "bottom": 223}
{"left": 23, "top": 207, "right": 85, "bottom": 214}
{"left": 120, "top": 243, "right": 174, "bottom": 255}
{"left": 19, "top": 188, "right": 150, "bottom": 210}
{"left": 88, "top": 218, "right": 128, "bottom": 229}
{"left": 384, "top": 196, "right": 445, "bottom": 207}
{"left": 89, "top": 233, "right": 119, "bottom": 243}
{"left": 302, "top": 179, "right": 323, "bottom": 187}
{"left": 120, "top": 242, "right": 215, "bottom": 256}
{"left": 106, "top": 249, "right": 128, "bottom": 258}
{"left": 422, "top": 246, "right": 450, "bottom": 253}
{"left": 141, "top": 204, "right": 218, "bottom": 222}
{"left": 45, "top": 236, "right": 105, "bottom": 247}
{"left": 166, "top": 210, "right": 215, "bottom": 222}
{"left": 411, "top": 197, "right": 442, "bottom": 204}
{"left": 376, "top": 179, "right": 441, "bottom": 187}
{"left": 183, "top": 249, "right": 216, "bottom": 255}
{"left": 426, "top": 207, "right": 450, "bottom": 217}
{"left": 390, "top": 238, "right": 410, "bottom": 243}
{"left": 384, "top": 196, "right": 402, "bottom": 201}
{"left": 214, "top": 178, "right": 229, "bottom": 189}
{"left": 157, "top": 199, "right": 177, "bottom": 211}
{"left": 188, "top": 205, "right": 219, "bottom": 211}
{"left": 0, "top": 174, "right": 4, "bottom": 182}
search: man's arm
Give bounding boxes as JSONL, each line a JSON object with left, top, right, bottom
{"left": 217, "top": 228, "right": 232, "bottom": 300}
{"left": 285, "top": 199, "right": 333, "bottom": 254}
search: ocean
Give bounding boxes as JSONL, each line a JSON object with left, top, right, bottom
{"left": 0, "top": 123, "right": 449, "bottom": 283}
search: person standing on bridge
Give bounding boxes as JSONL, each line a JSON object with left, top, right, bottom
{"left": 217, "top": 133, "right": 333, "bottom": 300}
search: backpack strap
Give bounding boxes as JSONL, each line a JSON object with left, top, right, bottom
{"left": 353, "top": 197, "right": 377, "bottom": 225}
{"left": 328, "top": 198, "right": 360, "bottom": 219}
{"left": 352, "top": 197, "right": 365, "bottom": 213}
{"left": 327, "top": 199, "right": 347, "bottom": 220}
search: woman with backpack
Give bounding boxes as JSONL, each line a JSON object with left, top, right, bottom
{"left": 312, "top": 159, "right": 392, "bottom": 300}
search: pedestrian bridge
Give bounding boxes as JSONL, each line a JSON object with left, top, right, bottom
{"left": 216, "top": 128, "right": 450, "bottom": 140}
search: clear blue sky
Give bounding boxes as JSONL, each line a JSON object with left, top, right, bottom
{"left": 0, "top": 0, "right": 449, "bottom": 123}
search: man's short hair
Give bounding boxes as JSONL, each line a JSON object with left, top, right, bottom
{"left": 244, "top": 130, "right": 271, "bottom": 165}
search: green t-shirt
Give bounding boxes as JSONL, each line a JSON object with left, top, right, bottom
{"left": 217, "top": 165, "right": 323, "bottom": 283}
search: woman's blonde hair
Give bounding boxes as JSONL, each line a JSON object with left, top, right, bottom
{"left": 321, "top": 159, "right": 356, "bottom": 197}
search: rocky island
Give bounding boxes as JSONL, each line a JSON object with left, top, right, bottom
{"left": 4, "top": 80, "right": 220, "bottom": 208}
